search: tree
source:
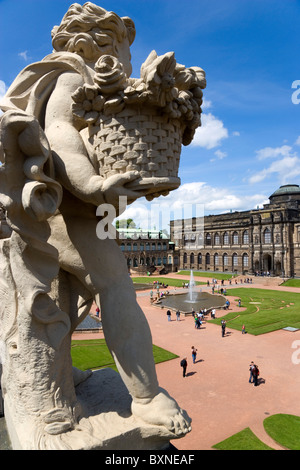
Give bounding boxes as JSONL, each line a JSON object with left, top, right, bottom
{"left": 116, "top": 219, "right": 137, "bottom": 229}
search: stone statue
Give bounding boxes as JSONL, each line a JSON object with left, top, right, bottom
{"left": 0, "top": 2, "right": 206, "bottom": 450}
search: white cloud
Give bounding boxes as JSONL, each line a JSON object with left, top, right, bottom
{"left": 116, "top": 182, "right": 268, "bottom": 233}
{"left": 191, "top": 112, "right": 228, "bottom": 149}
{"left": 249, "top": 140, "right": 300, "bottom": 185}
{"left": 202, "top": 99, "right": 212, "bottom": 110}
{"left": 214, "top": 150, "right": 227, "bottom": 159}
{"left": 255, "top": 145, "right": 293, "bottom": 160}
{"left": 232, "top": 131, "right": 240, "bottom": 136}
{"left": 0, "top": 80, "right": 7, "bottom": 115}
{"left": 0, "top": 80, "right": 6, "bottom": 100}
{"left": 249, "top": 155, "right": 300, "bottom": 184}
{"left": 18, "top": 51, "right": 29, "bottom": 61}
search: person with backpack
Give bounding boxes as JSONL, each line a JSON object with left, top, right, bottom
{"left": 180, "top": 358, "right": 187, "bottom": 377}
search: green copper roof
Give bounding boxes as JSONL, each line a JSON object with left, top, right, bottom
{"left": 270, "top": 184, "right": 300, "bottom": 197}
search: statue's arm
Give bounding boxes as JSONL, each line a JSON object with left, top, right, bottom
{"left": 44, "top": 71, "right": 106, "bottom": 206}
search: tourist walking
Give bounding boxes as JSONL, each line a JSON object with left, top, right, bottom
{"left": 242, "top": 324, "right": 245, "bottom": 334}
{"left": 249, "top": 361, "right": 254, "bottom": 383}
{"left": 176, "top": 310, "right": 180, "bottom": 321}
{"left": 167, "top": 310, "right": 171, "bottom": 321}
{"left": 191, "top": 346, "right": 197, "bottom": 364}
{"left": 252, "top": 364, "right": 260, "bottom": 386}
{"left": 180, "top": 358, "right": 187, "bottom": 377}
{"left": 221, "top": 319, "right": 226, "bottom": 337}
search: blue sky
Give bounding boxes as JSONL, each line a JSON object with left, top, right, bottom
{"left": 1, "top": 0, "right": 300, "bottom": 229}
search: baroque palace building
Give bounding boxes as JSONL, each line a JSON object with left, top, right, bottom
{"left": 170, "top": 184, "right": 300, "bottom": 278}
{"left": 117, "top": 227, "right": 178, "bottom": 273}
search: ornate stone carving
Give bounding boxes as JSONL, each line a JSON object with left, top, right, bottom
{"left": 0, "top": 2, "right": 205, "bottom": 449}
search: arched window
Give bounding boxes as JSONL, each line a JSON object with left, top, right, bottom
{"left": 183, "top": 252, "right": 187, "bottom": 263}
{"left": 223, "top": 253, "right": 229, "bottom": 266}
{"left": 223, "top": 232, "right": 229, "bottom": 245}
{"left": 126, "top": 243, "right": 131, "bottom": 251}
{"left": 120, "top": 243, "right": 125, "bottom": 251}
{"left": 205, "top": 233, "right": 212, "bottom": 245}
{"left": 264, "top": 228, "right": 271, "bottom": 244}
{"left": 133, "top": 242, "right": 138, "bottom": 252}
{"left": 190, "top": 253, "right": 195, "bottom": 264}
{"left": 198, "top": 233, "right": 204, "bottom": 246}
{"left": 233, "top": 232, "right": 239, "bottom": 244}
{"left": 243, "top": 230, "right": 249, "bottom": 244}
{"left": 233, "top": 253, "right": 238, "bottom": 267}
{"left": 205, "top": 253, "right": 210, "bottom": 265}
{"left": 198, "top": 253, "right": 202, "bottom": 264}
{"left": 146, "top": 242, "right": 150, "bottom": 251}
{"left": 214, "top": 233, "right": 220, "bottom": 245}
{"left": 214, "top": 253, "right": 219, "bottom": 266}
{"left": 242, "top": 253, "right": 249, "bottom": 267}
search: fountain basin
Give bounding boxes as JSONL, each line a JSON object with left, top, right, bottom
{"left": 159, "top": 292, "right": 226, "bottom": 314}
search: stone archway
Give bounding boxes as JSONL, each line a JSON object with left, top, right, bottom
{"left": 263, "top": 254, "right": 272, "bottom": 273}
{"left": 275, "top": 260, "right": 282, "bottom": 276}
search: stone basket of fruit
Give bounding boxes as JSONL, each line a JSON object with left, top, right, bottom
{"left": 72, "top": 50, "right": 206, "bottom": 196}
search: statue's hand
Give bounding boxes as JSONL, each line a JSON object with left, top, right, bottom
{"left": 102, "top": 171, "right": 143, "bottom": 206}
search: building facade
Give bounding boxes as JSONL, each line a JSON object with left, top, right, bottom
{"left": 117, "top": 228, "right": 178, "bottom": 273}
{"left": 170, "top": 184, "right": 300, "bottom": 278}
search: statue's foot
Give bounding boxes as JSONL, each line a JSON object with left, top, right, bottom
{"left": 131, "top": 387, "right": 192, "bottom": 436}
{"left": 72, "top": 366, "right": 92, "bottom": 386}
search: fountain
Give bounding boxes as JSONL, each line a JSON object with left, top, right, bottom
{"left": 188, "top": 270, "right": 196, "bottom": 302}
{"left": 159, "top": 270, "right": 227, "bottom": 314}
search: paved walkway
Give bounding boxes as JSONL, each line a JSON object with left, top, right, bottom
{"left": 2, "top": 274, "right": 298, "bottom": 450}
{"left": 73, "top": 275, "right": 300, "bottom": 450}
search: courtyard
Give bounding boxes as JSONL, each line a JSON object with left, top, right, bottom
{"left": 125, "top": 273, "right": 300, "bottom": 449}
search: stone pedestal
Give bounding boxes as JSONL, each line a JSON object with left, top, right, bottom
{"left": 5, "top": 368, "right": 176, "bottom": 450}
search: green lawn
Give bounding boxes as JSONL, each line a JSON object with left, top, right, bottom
{"left": 209, "top": 287, "right": 300, "bottom": 335}
{"left": 263, "top": 414, "right": 300, "bottom": 450}
{"left": 213, "top": 414, "right": 300, "bottom": 450}
{"left": 212, "top": 427, "right": 273, "bottom": 450}
{"left": 71, "top": 339, "right": 178, "bottom": 372}
{"left": 132, "top": 276, "right": 205, "bottom": 287}
{"left": 177, "top": 270, "right": 236, "bottom": 281}
{"left": 281, "top": 279, "right": 300, "bottom": 288}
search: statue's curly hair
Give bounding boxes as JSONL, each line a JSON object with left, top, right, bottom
{"left": 51, "top": 2, "right": 135, "bottom": 59}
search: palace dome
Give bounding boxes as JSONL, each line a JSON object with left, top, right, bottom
{"left": 269, "top": 184, "right": 300, "bottom": 204}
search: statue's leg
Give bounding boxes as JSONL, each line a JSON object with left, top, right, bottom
{"left": 49, "top": 214, "right": 191, "bottom": 436}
